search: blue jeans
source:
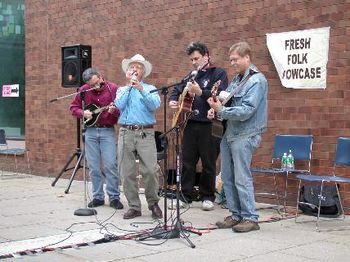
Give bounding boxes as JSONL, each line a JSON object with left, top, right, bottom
{"left": 85, "top": 127, "right": 120, "bottom": 201}
{"left": 220, "top": 134, "right": 261, "bottom": 222}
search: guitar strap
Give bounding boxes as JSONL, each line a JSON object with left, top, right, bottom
{"left": 103, "top": 81, "right": 114, "bottom": 100}
{"left": 222, "top": 69, "right": 257, "bottom": 106}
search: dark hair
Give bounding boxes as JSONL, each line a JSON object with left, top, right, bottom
{"left": 229, "top": 42, "right": 252, "bottom": 59}
{"left": 186, "top": 41, "right": 209, "bottom": 56}
{"left": 82, "top": 67, "right": 100, "bottom": 83}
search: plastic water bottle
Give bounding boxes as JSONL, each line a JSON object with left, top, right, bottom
{"left": 281, "top": 153, "right": 288, "bottom": 169}
{"left": 287, "top": 149, "right": 295, "bottom": 170}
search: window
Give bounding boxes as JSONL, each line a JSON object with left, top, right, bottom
{"left": 0, "top": 0, "right": 25, "bottom": 138}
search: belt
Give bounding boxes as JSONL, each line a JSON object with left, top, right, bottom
{"left": 92, "top": 124, "right": 114, "bottom": 128}
{"left": 121, "top": 124, "right": 154, "bottom": 130}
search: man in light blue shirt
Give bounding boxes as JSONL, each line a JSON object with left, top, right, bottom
{"left": 115, "top": 54, "right": 162, "bottom": 220}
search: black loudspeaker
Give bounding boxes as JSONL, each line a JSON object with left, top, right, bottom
{"left": 61, "top": 44, "right": 92, "bottom": 87}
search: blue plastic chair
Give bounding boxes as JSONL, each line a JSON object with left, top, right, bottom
{"left": 252, "top": 134, "right": 313, "bottom": 212}
{"left": 295, "top": 137, "right": 350, "bottom": 230}
{"left": 0, "top": 129, "right": 31, "bottom": 175}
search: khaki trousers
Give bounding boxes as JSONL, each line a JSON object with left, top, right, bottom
{"left": 118, "top": 127, "right": 159, "bottom": 211}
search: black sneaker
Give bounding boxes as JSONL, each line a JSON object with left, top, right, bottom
{"left": 110, "top": 199, "right": 124, "bottom": 210}
{"left": 88, "top": 199, "right": 105, "bottom": 208}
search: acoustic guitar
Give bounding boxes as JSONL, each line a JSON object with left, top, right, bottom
{"left": 171, "top": 82, "right": 195, "bottom": 128}
{"left": 84, "top": 104, "right": 110, "bottom": 127}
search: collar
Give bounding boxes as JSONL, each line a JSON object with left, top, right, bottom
{"left": 234, "top": 64, "right": 259, "bottom": 82}
{"left": 200, "top": 62, "right": 215, "bottom": 72}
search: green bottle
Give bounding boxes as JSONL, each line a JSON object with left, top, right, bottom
{"left": 287, "top": 149, "right": 294, "bottom": 169}
{"left": 281, "top": 152, "right": 288, "bottom": 169}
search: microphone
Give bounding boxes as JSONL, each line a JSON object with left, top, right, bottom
{"left": 182, "top": 70, "right": 198, "bottom": 83}
{"left": 131, "top": 71, "right": 138, "bottom": 85}
{"left": 187, "top": 109, "right": 199, "bottom": 116}
{"left": 189, "top": 70, "right": 198, "bottom": 80}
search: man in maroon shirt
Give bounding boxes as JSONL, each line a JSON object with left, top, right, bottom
{"left": 70, "top": 68, "right": 123, "bottom": 210}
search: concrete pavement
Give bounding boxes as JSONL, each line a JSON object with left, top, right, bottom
{"left": 1, "top": 171, "right": 350, "bottom": 261}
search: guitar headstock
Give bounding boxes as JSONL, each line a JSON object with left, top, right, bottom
{"left": 210, "top": 80, "right": 221, "bottom": 102}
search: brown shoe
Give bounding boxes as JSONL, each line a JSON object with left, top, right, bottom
{"left": 123, "top": 209, "right": 142, "bottom": 219}
{"left": 149, "top": 203, "right": 163, "bottom": 219}
{"left": 232, "top": 220, "right": 260, "bottom": 233}
{"left": 215, "top": 216, "right": 241, "bottom": 229}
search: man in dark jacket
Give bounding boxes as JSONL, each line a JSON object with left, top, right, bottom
{"left": 169, "top": 42, "right": 228, "bottom": 211}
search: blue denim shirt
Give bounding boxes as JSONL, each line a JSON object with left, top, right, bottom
{"left": 218, "top": 64, "right": 268, "bottom": 142}
{"left": 115, "top": 82, "right": 161, "bottom": 125}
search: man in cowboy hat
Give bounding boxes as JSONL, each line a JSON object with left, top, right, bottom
{"left": 114, "top": 54, "right": 163, "bottom": 220}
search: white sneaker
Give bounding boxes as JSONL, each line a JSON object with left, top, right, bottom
{"left": 202, "top": 200, "right": 215, "bottom": 211}
{"left": 168, "top": 199, "right": 189, "bottom": 210}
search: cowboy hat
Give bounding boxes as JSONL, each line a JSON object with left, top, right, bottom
{"left": 122, "top": 54, "right": 152, "bottom": 78}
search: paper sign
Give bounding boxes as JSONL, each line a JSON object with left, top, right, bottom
{"left": 266, "top": 27, "right": 330, "bottom": 89}
{"left": 2, "top": 84, "right": 20, "bottom": 97}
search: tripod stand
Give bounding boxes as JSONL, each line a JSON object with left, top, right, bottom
{"left": 141, "top": 112, "right": 201, "bottom": 248}
{"left": 51, "top": 118, "right": 83, "bottom": 194}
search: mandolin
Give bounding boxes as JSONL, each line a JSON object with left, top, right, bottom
{"left": 84, "top": 104, "right": 110, "bottom": 127}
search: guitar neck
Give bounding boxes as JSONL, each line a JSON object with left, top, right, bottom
{"left": 221, "top": 92, "right": 235, "bottom": 106}
{"left": 221, "top": 71, "right": 256, "bottom": 106}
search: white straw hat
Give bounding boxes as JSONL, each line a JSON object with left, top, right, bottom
{"left": 121, "top": 54, "right": 152, "bottom": 78}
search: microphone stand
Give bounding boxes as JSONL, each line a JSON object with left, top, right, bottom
{"left": 50, "top": 86, "right": 99, "bottom": 193}
{"left": 150, "top": 82, "right": 178, "bottom": 231}
{"left": 139, "top": 113, "right": 201, "bottom": 248}
{"left": 73, "top": 90, "right": 97, "bottom": 216}
{"left": 49, "top": 86, "right": 98, "bottom": 215}
{"left": 48, "top": 85, "right": 100, "bottom": 103}
{"left": 147, "top": 81, "right": 202, "bottom": 247}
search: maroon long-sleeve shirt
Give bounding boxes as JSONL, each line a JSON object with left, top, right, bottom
{"left": 69, "top": 81, "right": 120, "bottom": 126}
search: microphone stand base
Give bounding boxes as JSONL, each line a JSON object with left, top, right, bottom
{"left": 147, "top": 227, "right": 181, "bottom": 240}
{"left": 139, "top": 221, "right": 201, "bottom": 248}
{"left": 74, "top": 208, "right": 97, "bottom": 216}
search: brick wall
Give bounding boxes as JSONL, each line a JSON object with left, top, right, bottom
{"left": 24, "top": 0, "right": 350, "bottom": 207}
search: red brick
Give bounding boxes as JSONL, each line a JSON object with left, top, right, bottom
{"left": 23, "top": 0, "right": 350, "bottom": 205}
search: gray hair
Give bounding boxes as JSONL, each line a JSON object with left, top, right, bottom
{"left": 82, "top": 68, "right": 100, "bottom": 83}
